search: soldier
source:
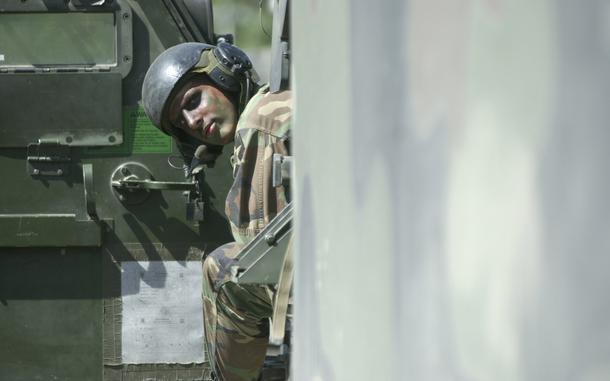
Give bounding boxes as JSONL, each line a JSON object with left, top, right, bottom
{"left": 141, "top": 42, "right": 292, "bottom": 381}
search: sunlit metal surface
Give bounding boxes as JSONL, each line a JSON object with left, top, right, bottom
{"left": 293, "top": 1, "right": 610, "bottom": 380}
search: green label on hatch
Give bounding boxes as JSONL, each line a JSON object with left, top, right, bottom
{"left": 85, "top": 106, "right": 172, "bottom": 155}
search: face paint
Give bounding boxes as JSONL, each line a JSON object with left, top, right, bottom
{"left": 167, "top": 75, "right": 238, "bottom": 146}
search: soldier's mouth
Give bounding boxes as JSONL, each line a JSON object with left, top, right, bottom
{"left": 203, "top": 121, "right": 215, "bottom": 138}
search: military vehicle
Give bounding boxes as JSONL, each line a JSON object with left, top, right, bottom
{"left": 4, "top": 0, "right": 610, "bottom": 381}
{"left": 0, "top": 0, "right": 292, "bottom": 380}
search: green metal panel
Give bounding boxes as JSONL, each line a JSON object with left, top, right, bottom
{"left": 0, "top": 1, "right": 227, "bottom": 380}
{"left": 0, "top": 249, "right": 103, "bottom": 381}
{"left": 0, "top": 215, "right": 101, "bottom": 247}
{"left": 0, "top": 73, "right": 123, "bottom": 147}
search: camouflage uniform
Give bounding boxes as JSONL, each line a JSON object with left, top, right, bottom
{"left": 203, "top": 85, "right": 292, "bottom": 381}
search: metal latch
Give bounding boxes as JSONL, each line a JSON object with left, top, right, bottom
{"left": 111, "top": 178, "right": 196, "bottom": 191}
{"left": 110, "top": 162, "right": 205, "bottom": 221}
{"left": 27, "top": 139, "right": 71, "bottom": 177}
{"left": 111, "top": 162, "right": 195, "bottom": 202}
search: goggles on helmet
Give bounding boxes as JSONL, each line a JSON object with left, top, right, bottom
{"left": 191, "top": 42, "right": 259, "bottom": 116}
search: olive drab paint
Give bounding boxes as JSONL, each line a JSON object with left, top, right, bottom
{"left": 0, "top": 1, "right": 233, "bottom": 380}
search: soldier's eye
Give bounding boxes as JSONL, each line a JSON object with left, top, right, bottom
{"left": 185, "top": 93, "right": 201, "bottom": 110}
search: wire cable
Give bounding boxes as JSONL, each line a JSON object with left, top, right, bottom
{"left": 259, "top": 0, "right": 271, "bottom": 38}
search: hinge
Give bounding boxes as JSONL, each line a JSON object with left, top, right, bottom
{"left": 26, "top": 139, "right": 71, "bottom": 177}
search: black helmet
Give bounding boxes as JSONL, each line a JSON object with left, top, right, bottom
{"left": 141, "top": 42, "right": 259, "bottom": 134}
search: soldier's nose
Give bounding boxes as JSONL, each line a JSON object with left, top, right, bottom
{"left": 182, "top": 109, "right": 201, "bottom": 130}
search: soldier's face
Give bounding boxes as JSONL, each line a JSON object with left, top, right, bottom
{"left": 167, "top": 76, "right": 237, "bottom": 145}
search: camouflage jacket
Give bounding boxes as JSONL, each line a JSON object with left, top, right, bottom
{"left": 225, "top": 85, "right": 292, "bottom": 244}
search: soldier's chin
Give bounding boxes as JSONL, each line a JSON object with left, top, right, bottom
{"left": 215, "top": 129, "right": 236, "bottom": 145}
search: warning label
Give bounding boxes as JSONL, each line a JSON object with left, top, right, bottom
{"left": 85, "top": 106, "right": 172, "bottom": 155}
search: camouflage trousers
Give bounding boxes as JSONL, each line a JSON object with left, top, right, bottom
{"left": 202, "top": 242, "right": 274, "bottom": 381}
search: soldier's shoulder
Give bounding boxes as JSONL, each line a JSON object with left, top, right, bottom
{"left": 237, "top": 84, "right": 292, "bottom": 137}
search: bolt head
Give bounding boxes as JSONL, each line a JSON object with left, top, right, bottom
{"left": 265, "top": 233, "right": 276, "bottom": 245}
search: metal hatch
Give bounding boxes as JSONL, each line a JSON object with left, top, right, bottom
{"left": 0, "top": 0, "right": 133, "bottom": 147}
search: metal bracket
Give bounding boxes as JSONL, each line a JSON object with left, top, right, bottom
{"left": 272, "top": 154, "right": 292, "bottom": 188}
{"left": 82, "top": 163, "right": 98, "bottom": 220}
{"left": 185, "top": 191, "right": 205, "bottom": 221}
{"left": 0, "top": 163, "right": 107, "bottom": 247}
{"left": 232, "top": 203, "right": 293, "bottom": 284}
{"left": 27, "top": 139, "right": 71, "bottom": 177}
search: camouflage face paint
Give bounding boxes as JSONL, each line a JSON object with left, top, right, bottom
{"left": 168, "top": 75, "right": 238, "bottom": 145}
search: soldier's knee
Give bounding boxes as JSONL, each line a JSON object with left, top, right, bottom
{"left": 203, "top": 254, "right": 218, "bottom": 281}
{"left": 204, "top": 242, "right": 241, "bottom": 292}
